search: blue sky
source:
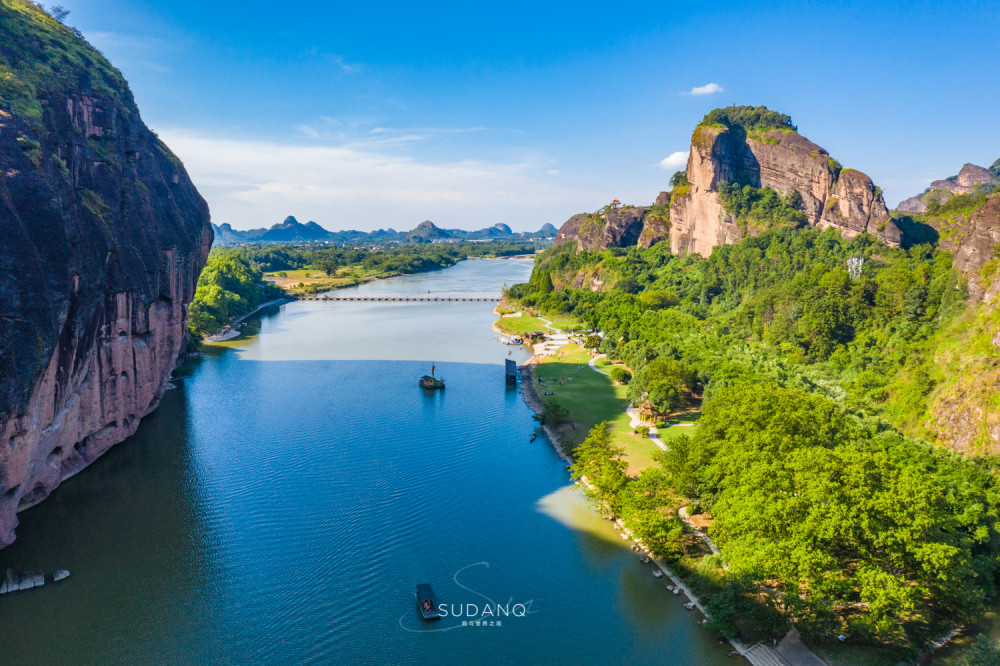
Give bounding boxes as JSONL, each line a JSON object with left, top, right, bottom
{"left": 56, "top": 0, "right": 1000, "bottom": 231}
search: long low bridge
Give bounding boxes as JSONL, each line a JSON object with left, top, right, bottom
{"left": 296, "top": 295, "right": 500, "bottom": 302}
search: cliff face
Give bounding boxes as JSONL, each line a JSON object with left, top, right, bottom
{"left": 555, "top": 206, "right": 647, "bottom": 252}
{"left": 669, "top": 124, "right": 900, "bottom": 257}
{"left": 898, "top": 163, "right": 998, "bottom": 213}
{"left": 950, "top": 194, "right": 1000, "bottom": 303}
{"left": 0, "top": 2, "right": 212, "bottom": 547}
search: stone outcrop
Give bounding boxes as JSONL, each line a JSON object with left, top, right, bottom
{"left": 898, "top": 163, "right": 998, "bottom": 213}
{"left": 669, "top": 123, "right": 900, "bottom": 257}
{"left": 0, "top": 2, "right": 212, "bottom": 548}
{"left": 552, "top": 111, "right": 902, "bottom": 257}
{"left": 636, "top": 193, "right": 671, "bottom": 248}
{"left": 555, "top": 206, "right": 647, "bottom": 252}
{"left": 950, "top": 194, "right": 1000, "bottom": 302}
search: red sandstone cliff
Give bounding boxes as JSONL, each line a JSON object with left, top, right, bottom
{"left": 0, "top": 2, "right": 212, "bottom": 547}
{"left": 669, "top": 124, "right": 900, "bottom": 257}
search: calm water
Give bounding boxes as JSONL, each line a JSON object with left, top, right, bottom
{"left": 0, "top": 259, "right": 734, "bottom": 665}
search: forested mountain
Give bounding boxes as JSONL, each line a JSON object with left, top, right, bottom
{"left": 508, "top": 105, "right": 1000, "bottom": 655}
{"left": 554, "top": 105, "right": 901, "bottom": 258}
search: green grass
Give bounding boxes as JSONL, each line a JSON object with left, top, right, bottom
{"left": 496, "top": 314, "right": 553, "bottom": 334}
{"left": 544, "top": 313, "right": 585, "bottom": 330}
{"left": 495, "top": 311, "right": 583, "bottom": 334}
{"left": 534, "top": 345, "right": 661, "bottom": 474}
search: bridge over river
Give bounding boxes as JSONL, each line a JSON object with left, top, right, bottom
{"left": 295, "top": 295, "right": 500, "bottom": 302}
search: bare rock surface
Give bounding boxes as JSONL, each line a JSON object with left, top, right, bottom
{"left": 898, "top": 163, "right": 998, "bottom": 213}
{"left": 951, "top": 194, "right": 1000, "bottom": 303}
{"left": 669, "top": 124, "right": 899, "bottom": 257}
{"left": 555, "top": 206, "right": 647, "bottom": 252}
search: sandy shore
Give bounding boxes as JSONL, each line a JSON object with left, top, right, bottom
{"left": 203, "top": 298, "right": 292, "bottom": 343}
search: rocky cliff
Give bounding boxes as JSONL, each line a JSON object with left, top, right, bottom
{"left": 898, "top": 163, "right": 999, "bottom": 213}
{"left": 669, "top": 114, "right": 900, "bottom": 257}
{"left": 555, "top": 205, "right": 647, "bottom": 252}
{"left": 950, "top": 193, "right": 1000, "bottom": 303}
{"left": 0, "top": 2, "right": 212, "bottom": 547}
{"left": 553, "top": 107, "right": 901, "bottom": 257}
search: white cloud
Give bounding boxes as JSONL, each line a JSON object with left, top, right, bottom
{"left": 159, "top": 130, "right": 597, "bottom": 232}
{"left": 659, "top": 151, "right": 689, "bottom": 170}
{"left": 687, "top": 82, "right": 723, "bottom": 96}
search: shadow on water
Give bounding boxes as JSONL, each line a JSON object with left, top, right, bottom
{"left": 0, "top": 258, "right": 735, "bottom": 664}
{"left": 0, "top": 384, "right": 229, "bottom": 664}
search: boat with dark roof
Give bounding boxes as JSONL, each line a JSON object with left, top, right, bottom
{"left": 415, "top": 583, "right": 441, "bottom": 620}
{"left": 418, "top": 364, "right": 445, "bottom": 389}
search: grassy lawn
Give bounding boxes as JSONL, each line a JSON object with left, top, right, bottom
{"left": 264, "top": 267, "right": 391, "bottom": 295}
{"left": 495, "top": 311, "right": 584, "bottom": 334}
{"left": 534, "top": 345, "right": 661, "bottom": 475}
{"left": 496, "top": 314, "right": 553, "bottom": 334}
{"left": 543, "top": 313, "right": 585, "bottom": 331}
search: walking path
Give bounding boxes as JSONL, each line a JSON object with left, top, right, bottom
{"left": 678, "top": 505, "right": 722, "bottom": 557}
{"left": 625, "top": 402, "right": 667, "bottom": 451}
{"left": 587, "top": 354, "right": 610, "bottom": 376}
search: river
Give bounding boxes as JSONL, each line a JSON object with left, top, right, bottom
{"left": 0, "top": 258, "right": 734, "bottom": 665}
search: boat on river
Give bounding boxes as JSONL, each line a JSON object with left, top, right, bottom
{"left": 419, "top": 364, "right": 445, "bottom": 389}
{"left": 416, "top": 583, "right": 441, "bottom": 620}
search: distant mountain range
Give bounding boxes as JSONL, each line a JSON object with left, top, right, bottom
{"left": 211, "top": 216, "right": 557, "bottom": 245}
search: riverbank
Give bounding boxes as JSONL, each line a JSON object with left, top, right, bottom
{"left": 203, "top": 297, "right": 293, "bottom": 343}
{"left": 518, "top": 355, "right": 756, "bottom": 661}
{"left": 517, "top": 342, "right": 828, "bottom": 665}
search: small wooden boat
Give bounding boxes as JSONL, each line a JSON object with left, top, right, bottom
{"left": 419, "top": 364, "right": 445, "bottom": 389}
{"left": 416, "top": 583, "right": 441, "bottom": 620}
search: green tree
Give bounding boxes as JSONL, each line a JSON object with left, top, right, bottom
{"left": 533, "top": 398, "right": 568, "bottom": 427}
{"left": 609, "top": 367, "right": 631, "bottom": 384}
{"left": 570, "top": 422, "right": 628, "bottom": 513}
{"left": 957, "top": 634, "right": 1000, "bottom": 666}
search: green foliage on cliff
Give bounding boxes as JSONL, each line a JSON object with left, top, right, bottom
{"left": 990, "top": 157, "right": 1000, "bottom": 181}
{"left": 0, "top": 0, "right": 129, "bottom": 121}
{"left": 717, "top": 182, "right": 808, "bottom": 234}
{"left": 700, "top": 105, "right": 796, "bottom": 133}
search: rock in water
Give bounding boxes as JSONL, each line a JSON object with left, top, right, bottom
{"left": 0, "top": 1, "right": 212, "bottom": 548}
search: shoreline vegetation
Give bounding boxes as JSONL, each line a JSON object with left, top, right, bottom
{"left": 503, "top": 227, "right": 1000, "bottom": 664}
{"left": 191, "top": 241, "right": 540, "bottom": 343}
{"left": 512, "top": 318, "right": 765, "bottom": 661}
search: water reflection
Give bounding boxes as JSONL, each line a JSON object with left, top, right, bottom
{"left": 0, "top": 259, "right": 734, "bottom": 665}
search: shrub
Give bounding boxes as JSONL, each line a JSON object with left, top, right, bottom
{"left": 701, "top": 105, "right": 796, "bottom": 133}
{"left": 610, "top": 367, "right": 632, "bottom": 384}
{"left": 634, "top": 426, "right": 650, "bottom": 438}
